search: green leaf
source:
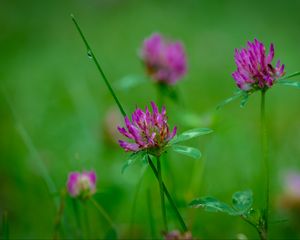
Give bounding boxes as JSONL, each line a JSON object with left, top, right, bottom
{"left": 189, "top": 189, "right": 254, "bottom": 217}
{"left": 232, "top": 190, "right": 253, "bottom": 214}
{"left": 121, "top": 151, "right": 146, "bottom": 173}
{"left": 278, "top": 71, "right": 300, "bottom": 81}
{"left": 170, "top": 128, "right": 213, "bottom": 145}
{"left": 189, "top": 197, "right": 236, "bottom": 215}
{"left": 240, "top": 92, "right": 250, "bottom": 108}
{"left": 172, "top": 145, "right": 201, "bottom": 159}
{"left": 115, "top": 75, "right": 147, "bottom": 90}
{"left": 217, "top": 90, "right": 243, "bottom": 109}
{"left": 277, "top": 80, "right": 300, "bottom": 88}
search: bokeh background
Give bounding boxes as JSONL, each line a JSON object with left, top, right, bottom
{"left": 1, "top": 0, "right": 300, "bottom": 239}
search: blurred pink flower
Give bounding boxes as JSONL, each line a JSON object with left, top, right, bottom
{"left": 117, "top": 101, "right": 176, "bottom": 155}
{"left": 140, "top": 33, "right": 187, "bottom": 85}
{"left": 164, "top": 230, "right": 193, "bottom": 240}
{"left": 232, "top": 39, "right": 285, "bottom": 91}
{"left": 278, "top": 171, "right": 300, "bottom": 212}
{"left": 67, "top": 171, "right": 96, "bottom": 199}
{"left": 103, "top": 106, "right": 123, "bottom": 144}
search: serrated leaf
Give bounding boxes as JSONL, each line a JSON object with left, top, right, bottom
{"left": 278, "top": 71, "right": 300, "bottom": 81}
{"left": 232, "top": 190, "right": 253, "bottom": 214}
{"left": 121, "top": 151, "right": 146, "bottom": 173}
{"left": 189, "top": 197, "right": 237, "bottom": 215}
{"left": 217, "top": 91, "right": 243, "bottom": 109}
{"left": 170, "top": 128, "right": 213, "bottom": 145}
{"left": 172, "top": 145, "right": 202, "bottom": 159}
{"left": 277, "top": 80, "right": 300, "bottom": 88}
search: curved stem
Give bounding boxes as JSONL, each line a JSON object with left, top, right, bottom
{"left": 147, "top": 155, "right": 188, "bottom": 232}
{"left": 90, "top": 197, "right": 117, "bottom": 231}
{"left": 71, "top": 15, "right": 126, "bottom": 117}
{"left": 261, "top": 90, "right": 269, "bottom": 239}
{"left": 157, "top": 156, "right": 168, "bottom": 231}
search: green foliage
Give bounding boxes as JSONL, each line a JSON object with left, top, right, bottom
{"left": 277, "top": 79, "right": 300, "bottom": 88}
{"left": 232, "top": 190, "right": 253, "bottom": 213}
{"left": 189, "top": 190, "right": 253, "bottom": 216}
{"left": 240, "top": 92, "right": 250, "bottom": 108}
{"left": 278, "top": 71, "right": 300, "bottom": 81}
{"left": 169, "top": 128, "right": 213, "bottom": 145}
{"left": 121, "top": 151, "right": 147, "bottom": 173}
{"left": 171, "top": 145, "right": 202, "bottom": 159}
{"left": 217, "top": 90, "right": 243, "bottom": 109}
{"left": 115, "top": 75, "right": 147, "bottom": 91}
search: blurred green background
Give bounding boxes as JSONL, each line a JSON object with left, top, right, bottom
{"left": 1, "top": 0, "right": 300, "bottom": 239}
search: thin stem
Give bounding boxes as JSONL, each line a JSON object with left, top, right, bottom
{"left": 147, "top": 188, "right": 156, "bottom": 239}
{"left": 147, "top": 155, "right": 188, "bottom": 232}
{"left": 83, "top": 202, "right": 90, "bottom": 240}
{"left": 240, "top": 215, "right": 265, "bottom": 240}
{"left": 90, "top": 197, "right": 117, "bottom": 230}
{"left": 53, "top": 191, "right": 66, "bottom": 240}
{"left": 261, "top": 90, "right": 269, "bottom": 239}
{"left": 72, "top": 199, "right": 83, "bottom": 239}
{"left": 71, "top": 15, "right": 126, "bottom": 117}
{"left": 157, "top": 156, "right": 168, "bottom": 231}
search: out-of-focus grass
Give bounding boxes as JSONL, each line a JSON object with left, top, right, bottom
{"left": 1, "top": 0, "right": 300, "bottom": 238}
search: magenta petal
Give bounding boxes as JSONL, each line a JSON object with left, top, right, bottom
{"left": 86, "top": 171, "right": 97, "bottom": 185}
{"left": 119, "top": 140, "right": 140, "bottom": 152}
{"left": 266, "top": 43, "right": 274, "bottom": 64}
{"left": 67, "top": 172, "right": 80, "bottom": 197}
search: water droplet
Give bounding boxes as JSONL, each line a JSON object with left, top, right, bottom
{"left": 87, "top": 50, "right": 92, "bottom": 59}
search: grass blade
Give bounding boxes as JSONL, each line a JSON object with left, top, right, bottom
{"left": 71, "top": 14, "right": 126, "bottom": 117}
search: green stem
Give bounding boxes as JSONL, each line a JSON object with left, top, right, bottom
{"left": 261, "top": 90, "right": 269, "bottom": 239}
{"left": 241, "top": 215, "right": 265, "bottom": 240}
{"left": 90, "top": 197, "right": 117, "bottom": 231}
{"left": 72, "top": 199, "right": 83, "bottom": 238}
{"left": 71, "top": 15, "right": 126, "bottom": 117}
{"left": 83, "top": 202, "right": 90, "bottom": 240}
{"left": 147, "top": 188, "right": 156, "bottom": 239}
{"left": 53, "top": 191, "right": 66, "bottom": 240}
{"left": 147, "top": 155, "right": 188, "bottom": 232}
{"left": 157, "top": 156, "right": 168, "bottom": 231}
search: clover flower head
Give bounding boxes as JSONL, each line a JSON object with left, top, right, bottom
{"left": 232, "top": 39, "right": 285, "bottom": 91}
{"left": 117, "top": 102, "right": 176, "bottom": 155}
{"left": 67, "top": 171, "right": 96, "bottom": 199}
{"left": 140, "top": 33, "right": 187, "bottom": 85}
